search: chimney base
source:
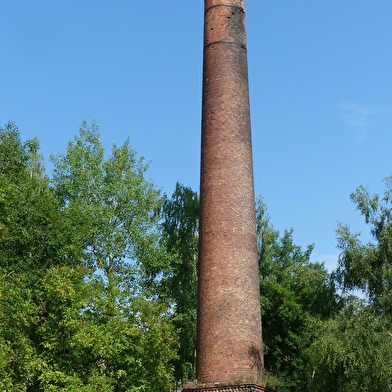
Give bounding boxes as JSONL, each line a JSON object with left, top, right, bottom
{"left": 182, "top": 382, "right": 274, "bottom": 392}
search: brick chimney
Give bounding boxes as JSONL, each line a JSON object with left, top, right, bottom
{"left": 184, "top": 1, "right": 264, "bottom": 391}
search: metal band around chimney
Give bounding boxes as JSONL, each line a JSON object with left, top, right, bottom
{"left": 205, "top": 4, "right": 245, "bottom": 14}
{"left": 204, "top": 40, "right": 247, "bottom": 51}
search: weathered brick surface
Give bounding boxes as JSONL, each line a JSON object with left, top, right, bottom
{"left": 196, "top": 0, "right": 263, "bottom": 385}
{"left": 183, "top": 382, "right": 272, "bottom": 392}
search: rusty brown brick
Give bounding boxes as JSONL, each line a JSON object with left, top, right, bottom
{"left": 183, "top": 382, "right": 273, "bottom": 392}
{"left": 190, "top": 0, "right": 264, "bottom": 388}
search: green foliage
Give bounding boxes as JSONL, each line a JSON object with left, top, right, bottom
{"left": 315, "top": 177, "right": 392, "bottom": 391}
{"left": 51, "top": 121, "right": 164, "bottom": 283}
{"left": 336, "top": 178, "right": 392, "bottom": 319}
{"left": 47, "top": 121, "right": 177, "bottom": 390}
{"left": 257, "top": 198, "right": 339, "bottom": 391}
{"left": 0, "top": 122, "right": 177, "bottom": 390}
{"left": 0, "top": 122, "right": 81, "bottom": 278}
{"left": 160, "top": 183, "right": 199, "bottom": 385}
{"left": 33, "top": 266, "right": 177, "bottom": 391}
{"left": 0, "top": 271, "right": 39, "bottom": 390}
{"left": 308, "top": 298, "right": 392, "bottom": 391}
{"left": 0, "top": 121, "right": 41, "bottom": 180}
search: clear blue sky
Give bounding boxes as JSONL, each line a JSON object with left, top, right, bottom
{"left": 1, "top": 1, "right": 392, "bottom": 271}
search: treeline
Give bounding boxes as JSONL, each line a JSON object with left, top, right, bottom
{"left": 0, "top": 121, "right": 391, "bottom": 391}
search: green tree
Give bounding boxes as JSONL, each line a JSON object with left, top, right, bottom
{"left": 257, "top": 199, "right": 339, "bottom": 391}
{"left": 48, "top": 121, "right": 177, "bottom": 390}
{"left": 308, "top": 298, "right": 392, "bottom": 392}
{"left": 0, "top": 271, "right": 39, "bottom": 391}
{"left": 160, "top": 183, "right": 199, "bottom": 386}
{"left": 308, "top": 177, "right": 392, "bottom": 391}
{"left": 0, "top": 122, "right": 77, "bottom": 390}
{"left": 336, "top": 177, "right": 392, "bottom": 318}
{"left": 0, "top": 122, "right": 77, "bottom": 277}
{"left": 51, "top": 121, "right": 166, "bottom": 295}
{"left": 32, "top": 266, "right": 177, "bottom": 391}
{"left": 0, "top": 122, "right": 178, "bottom": 390}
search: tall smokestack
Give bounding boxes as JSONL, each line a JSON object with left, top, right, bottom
{"left": 184, "top": 1, "right": 264, "bottom": 391}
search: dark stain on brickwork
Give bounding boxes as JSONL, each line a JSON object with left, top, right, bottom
{"left": 248, "top": 345, "right": 263, "bottom": 374}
